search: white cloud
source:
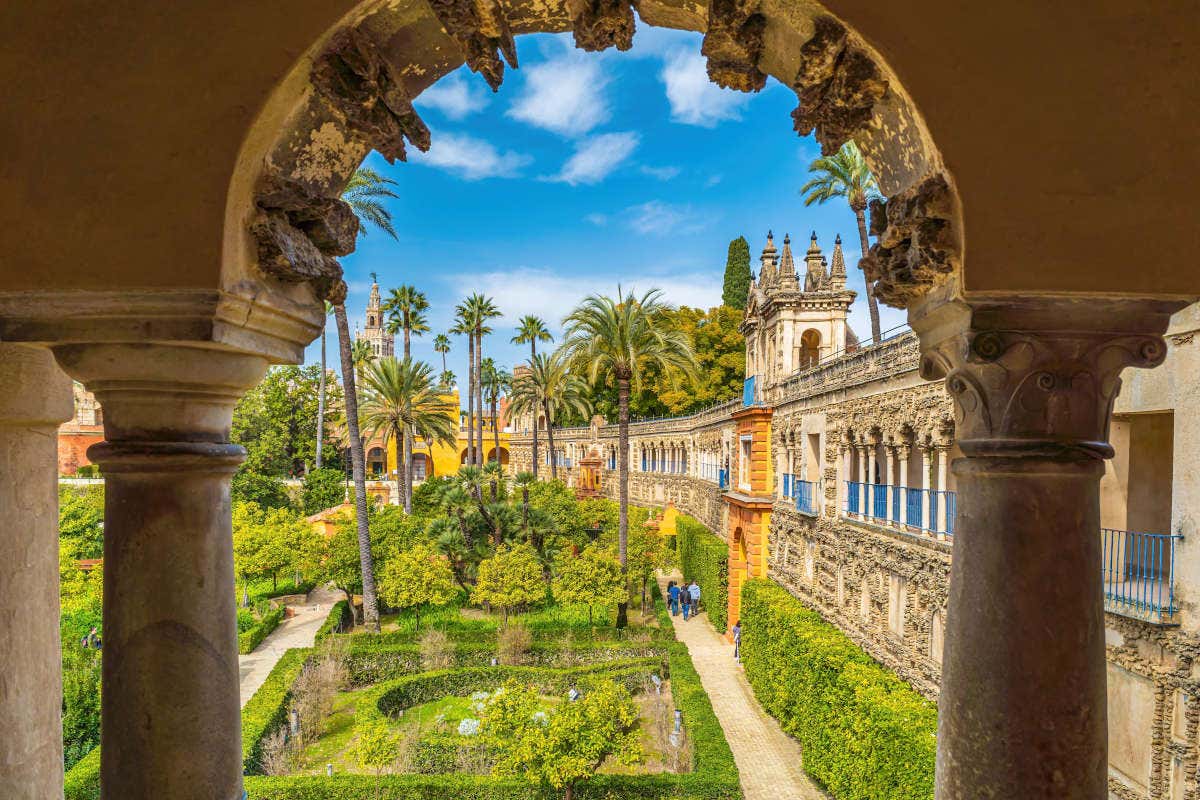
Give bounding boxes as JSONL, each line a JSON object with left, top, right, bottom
{"left": 551, "top": 132, "right": 639, "bottom": 185}
{"left": 411, "top": 132, "right": 532, "bottom": 180}
{"left": 585, "top": 213, "right": 608, "bottom": 226}
{"left": 415, "top": 72, "right": 490, "bottom": 120}
{"left": 640, "top": 164, "right": 682, "bottom": 180}
{"left": 705, "top": 174, "right": 723, "bottom": 187}
{"left": 507, "top": 52, "right": 611, "bottom": 136}
{"left": 660, "top": 49, "right": 751, "bottom": 127}
{"left": 626, "top": 201, "right": 693, "bottom": 235}
{"left": 457, "top": 267, "right": 723, "bottom": 329}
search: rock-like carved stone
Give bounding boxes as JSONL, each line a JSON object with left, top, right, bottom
{"left": 427, "top": 0, "right": 517, "bottom": 90}
{"left": 701, "top": 0, "right": 766, "bottom": 92}
{"left": 572, "top": 0, "right": 636, "bottom": 53}
{"left": 310, "top": 28, "right": 432, "bottom": 163}
{"left": 916, "top": 298, "right": 1181, "bottom": 459}
{"left": 250, "top": 172, "right": 358, "bottom": 299}
{"left": 863, "top": 174, "right": 958, "bottom": 309}
{"left": 791, "top": 16, "right": 888, "bottom": 155}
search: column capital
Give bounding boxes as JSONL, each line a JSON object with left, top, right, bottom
{"left": 0, "top": 344, "right": 72, "bottom": 425}
{"left": 912, "top": 295, "right": 1186, "bottom": 460}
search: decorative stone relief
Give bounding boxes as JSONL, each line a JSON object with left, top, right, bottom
{"left": 426, "top": 0, "right": 518, "bottom": 90}
{"left": 863, "top": 174, "right": 959, "bottom": 309}
{"left": 701, "top": 0, "right": 766, "bottom": 92}
{"left": 790, "top": 16, "right": 887, "bottom": 156}
{"left": 571, "top": 0, "right": 636, "bottom": 52}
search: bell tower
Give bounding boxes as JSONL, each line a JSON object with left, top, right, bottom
{"left": 358, "top": 273, "right": 394, "bottom": 359}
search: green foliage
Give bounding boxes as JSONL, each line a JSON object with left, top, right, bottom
{"left": 412, "top": 477, "right": 453, "bottom": 517}
{"left": 378, "top": 543, "right": 458, "bottom": 630}
{"left": 482, "top": 678, "right": 642, "bottom": 797}
{"left": 232, "top": 470, "right": 292, "bottom": 511}
{"left": 473, "top": 544, "right": 546, "bottom": 621}
{"left": 315, "top": 600, "right": 355, "bottom": 644}
{"left": 740, "top": 580, "right": 936, "bottom": 800}
{"left": 62, "top": 645, "right": 102, "bottom": 771}
{"left": 58, "top": 485, "right": 105, "bottom": 559}
{"left": 303, "top": 467, "right": 347, "bottom": 515}
{"left": 238, "top": 607, "right": 285, "bottom": 654}
{"left": 233, "top": 364, "right": 343, "bottom": 480}
{"left": 721, "top": 236, "right": 752, "bottom": 310}
{"left": 676, "top": 516, "right": 728, "bottom": 633}
{"left": 525, "top": 480, "right": 586, "bottom": 542}
{"left": 551, "top": 546, "right": 626, "bottom": 626}
{"left": 234, "top": 501, "right": 324, "bottom": 594}
{"left": 355, "top": 718, "right": 402, "bottom": 780}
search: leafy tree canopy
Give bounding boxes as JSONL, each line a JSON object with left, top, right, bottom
{"left": 551, "top": 545, "right": 626, "bottom": 625}
{"left": 473, "top": 543, "right": 546, "bottom": 621}
{"left": 232, "top": 364, "right": 344, "bottom": 480}
{"left": 301, "top": 467, "right": 346, "bottom": 515}
{"left": 377, "top": 542, "right": 459, "bottom": 630}
{"left": 722, "top": 235, "right": 752, "bottom": 309}
{"left": 59, "top": 485, "right": 105, "bottom": 560}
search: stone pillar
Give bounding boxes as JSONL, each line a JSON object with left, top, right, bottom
{"left": 0, "top": 345, "right": 72, "bottom": 800}
{"left": 936, "top": 444, "right": 950, "bottom": 536}
{"left": 857, "top": 445, "right": 868, "bottom": 517}
{"left": 913, "top": 296, "right": 1183, "bottom": 800}
{"left": 883, "top": 445, "right": 896, "bottom": 524}
{"left": 866, "top": 444, "right": 877, "bottom": 519}
{"left": 53, "top": 343, "right": 269, "bottom": 800}
{"left": 898, "top": 446, "right": 910, "bottom": 526}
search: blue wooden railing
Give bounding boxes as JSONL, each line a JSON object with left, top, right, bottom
{"left": 718, "top": 469, "right": 729, "bottom": 490}
{"left": 844, "top": 481, "right": 957, "bottom": 537}
{"left": 795, "top": 480, "right": 818, "bottom": 515}
{"left": 743, "top": 376, "right": 758, "bottom": 407}
{"left": 1102, "top": 527, "right": 1182, "bottom": 620}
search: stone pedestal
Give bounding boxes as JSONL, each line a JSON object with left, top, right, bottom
{"left": 914, "top": 296, "right": 1184, "bottom": 800}
{"left": 0, "top": 345, "right": 72, "bottom": 800}
{"left": 53, "top": 344, "right": 268, "bottom": 800}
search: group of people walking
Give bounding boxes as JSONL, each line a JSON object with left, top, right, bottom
{"left": 667, "top": 579, "right": 702, "bottom": 620}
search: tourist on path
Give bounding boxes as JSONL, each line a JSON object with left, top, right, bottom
{"left": 688, "top": 580, "right": 701, "bottom": 615}
{"left": 681, "top": 583, "right": 692, "bottom": 621}
{"left": 667, "top": 581, "right": 681, "bottom": 616}
{"left": 732, "top": 619, "right": 742, "bottom": 661}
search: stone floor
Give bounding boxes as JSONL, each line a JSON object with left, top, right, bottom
{"left": 660, "top": 574, "right": 829, "bottom": 800}
{"left": 237, "top": 584, "right": 342, "bottom": 707}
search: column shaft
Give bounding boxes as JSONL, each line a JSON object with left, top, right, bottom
{"left": 0, "top": 345, "right": 72, "bottom": 800}
{"left": 937, "top": 446, "right": 950, "bottom": 535}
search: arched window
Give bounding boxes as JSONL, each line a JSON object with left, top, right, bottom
{"left": 798, "top": 329, "right": 821, "bottom": 369}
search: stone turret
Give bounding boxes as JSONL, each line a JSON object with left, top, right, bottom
{"left": 777, "top": 233, "right": 800, "bottom": 291}
{"left": 804, "top": 231, "right": 828, "bottom": 292}
{"left": 828, "top": 233, "right": 847, "bottom": 288}
{"left": 359, "top": 273, "right": 394, "bottom": 359}
{"left": 758, "top": 231, "right": 779, "bottom": 287}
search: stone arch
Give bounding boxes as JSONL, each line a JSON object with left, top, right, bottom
{"left": 799, "top": 328, "right": 822, "bottom": 369}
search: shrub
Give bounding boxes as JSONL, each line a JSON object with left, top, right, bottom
{"left": 238, "top": 607, "right": 284, "bottom": 655}
{"left": 496, "top": 625, "right": 531, "bottom": 665}
{"left": 676, "top": 516, "right": 728, "bottom": 633}
{"left": 739, "top": 579, "right": 936, "bottom": 800}
{"left": 418, "top": 629, "right": 455, "bottom": 671}
{"left": 315, "top": 600, "right": 354, "bottom": 643}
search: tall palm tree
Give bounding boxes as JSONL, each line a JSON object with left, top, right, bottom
{"left": 433, "top": 333, "right": 452, "bottom": 376}
{"left": 439, "top": 369, "right": 456, "bottom": 389}
{"left": 509, "top": 351, "right": 590, "bottom": 481}
{"left": 481, "top": 357, "right": 512, "bottom": 468}
{"left": 315, "top": 301, "right": 334, "bottom": 470}
{"left": 799, "top": 140, "right": 883, "bottom": 343}
{"left": 560, "top": 288, "right": 697, "bottom": 627}
{"left": 342, "top": 167, "right": 400, "bottom": 239}
{"left": 337, "top": 164, "right": 400, "bottom": 632}
{"left": 450, "top": 312, "right": 474, "bottom": 465}
{"left": 464, "top": 294, "right": 501, "bottom": 467}
{"left": 360, "top": 356, "right": 456, "bottom": 513}
{"left": 511, "top": 315, "right": 553, "bottom": 477}
{"left": 382, "top": 285, "right": 430, "bottom": 359}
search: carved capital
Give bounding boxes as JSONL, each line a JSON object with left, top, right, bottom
{"left": 791, "top": 16, "right": 888, "bottom": 155}
{"left": 702, "top": 0, "right": 767, "bottom": 92}
{"left": 310, "top": 27, "right": 431, "bottom": 163}
{"left": 914, "top": 297, "right": 1185, "bottom": 460}
{"left": 427, "top": 0, "right": 518, "bottom": 89}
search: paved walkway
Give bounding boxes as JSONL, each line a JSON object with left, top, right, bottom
{"left": 237, "top": 585, "right": 342, "bottom": 707}
{"left": 660, "top": 575, "right": 828, "bottom": 800}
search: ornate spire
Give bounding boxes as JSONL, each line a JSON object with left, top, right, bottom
{"left": 829, "top": 233, "right": 847, "bottom": 287}
{"left": 777, "top": 233, "right": 799, "bottom": 291}
{"left": 803, "top": 231, "right": 827, "bottom": 291}
{"left": 758, "top": 231, "right": 779, "bottom": 287}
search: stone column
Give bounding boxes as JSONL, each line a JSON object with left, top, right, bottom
{"left": 898, "top": 446, "right": 911, "bottom": 527}
{"left": 857, "top": 445, "right": 868, "bottom": 517}
{"left": 866, "top": 444, "right": 877, "bottom": 519}
{"left": 920, "top": 446, "right": 933, "bottom": 530}
{"left": 53, "top": 343, "right": 269, "bottom": 800}
{"left": 913, "top": 296, "right": 1182, "bottom": 800}
{"left": 0, "top": 345, "right": 72, "bottom": 800}
{"left": 936, "top": 444, "right": 950, "bottom": 536}
{"left": 883, "top": 445, "right": 896, "bottom": 524}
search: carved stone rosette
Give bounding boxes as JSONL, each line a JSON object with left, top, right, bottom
{"left": 915, "top": 297, "right": 1182, "bottom": 459}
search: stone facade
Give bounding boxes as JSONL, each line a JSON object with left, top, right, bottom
{"left": 508, "top": 302, "right": 1200, "bottom": 800}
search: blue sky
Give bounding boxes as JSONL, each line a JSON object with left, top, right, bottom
{"left": 305, "top": 25, "right": 906, "bottom": 392}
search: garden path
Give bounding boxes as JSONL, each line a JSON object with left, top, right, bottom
{"left": 237, "top": 584, "right": 342, "bottom": 707}
{"left": 659, "top": 574, "right": 829, "bottom": 800}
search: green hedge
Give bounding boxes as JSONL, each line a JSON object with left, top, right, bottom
{"left": 63, "top": 746, "right": 101, "bottom": 800}
{"left": 243, "top": 647, "right": 313, "bottom": 773}
{"left": 675, "top": 516, "right": 729, "bottom": 633}
{"left": 739, "top": 579, "right": 936, "bottom": 800}
{"left": 315, "top": 599, "right": 353, "bottom": 644}
{"left": 238, "top": 607, "right": 284, "bottom": 654}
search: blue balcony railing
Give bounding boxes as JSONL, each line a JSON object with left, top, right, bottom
{"left": 718, "top": 469, "right": 729, "bottom": 490}
{"left": 843, "top": 482, "right": 957, "bottom": 537}
{"left": 743, "top": 376, "right": 758, "bottom": 407}
{"left": 782, "top": 473, "right": 792, "bottom": 498}
{"left": 1103, "top": 528, "right": 1182, "bottom": 620}
{"left": 795, "top": 480, "right": 818, "bottom": 515}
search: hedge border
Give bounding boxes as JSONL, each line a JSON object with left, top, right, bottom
{"left": 739, "top": 579, "right": 936, "bottom": 800}
{"left": 239, "top": 607, "right": 285, "bottom": 654}
{"left": 675, "top": 515, "right": 729, "bottom": 633}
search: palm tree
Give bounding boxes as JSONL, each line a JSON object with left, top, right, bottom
{"left": 336, "top": 165, "right": 401, "bottom": 632}
{"left": 342, "top": 167, "right": 400, "bottom": 238}
{"left": 799, "top": 140, "right": 883, "bottom": 343}
{"left": 450, "top": 313, "right": 474, "bottom": 464}
{"left": 560, "top": 288, "right": 697, "bottom": 627}
{"left": 514, "top": 471, "right": 535, "bottom": 538}
{"left": 464, "top": 294, "right": 501, "bottom": 467}
{"left": 481, "top": 357, "right": 512, "bottom": 468}
{"left": 439, "top": 369, "right": 456, "bottom": 389}
{"left": 509, "top": 351, "right": 590, "bottom": 481}
{"left": 360, "top": 356, "right": 456, "bottom": 513}
{"left": 315, "top": 301, "right": 334, "bottom": 470}
{"left": 382, "top": 285, "right": 430, "bottom": 359}
{"left": 433, "top": 333, "right": 452, "bottom": 375}
{"left": 511, "top": 315, "right": 553, "bottom": 477}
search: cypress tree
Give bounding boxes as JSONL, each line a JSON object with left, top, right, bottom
{"left": 721, "top": 236, "right": 752, "bottom": 309}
